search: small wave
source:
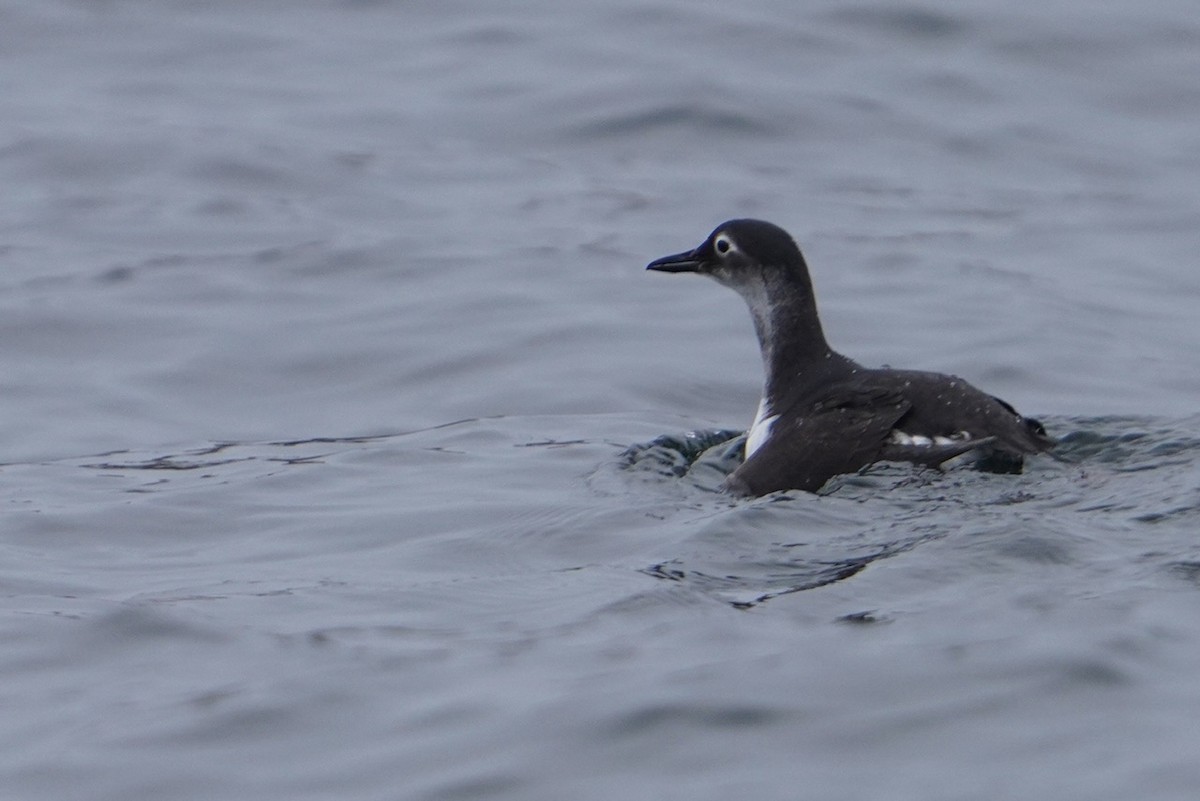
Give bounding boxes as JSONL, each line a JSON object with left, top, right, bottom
{"left": 624, "top": 415, "right": 1200, "bottom": 607}
{"left": 568, "top": 103, "right": 780, "bottom": 140}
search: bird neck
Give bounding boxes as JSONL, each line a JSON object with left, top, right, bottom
{"left": 740, "top": 272, "right": 844, "bottom": 412}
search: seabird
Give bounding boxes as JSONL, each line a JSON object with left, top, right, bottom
{"left": 647, "top": 218, "right": 1055, "bottom": 495}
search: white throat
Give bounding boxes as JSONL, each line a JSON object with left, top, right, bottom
{"left": 727, "top": 273, "right": 776, "bottom": 372}
{"left": 725, "top": 276, "right": 780, "bottom": 462}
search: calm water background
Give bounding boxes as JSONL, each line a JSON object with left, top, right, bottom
{"left": 3, "top": 1, "right": 1200, "bottom": 799}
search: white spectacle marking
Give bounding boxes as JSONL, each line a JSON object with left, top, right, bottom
{"left": 746, "top": 397, "right": 778, "bottom": 459}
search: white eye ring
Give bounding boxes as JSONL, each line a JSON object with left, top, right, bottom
{"left": 714, "top": 235, "right": 733, "bottom": 255}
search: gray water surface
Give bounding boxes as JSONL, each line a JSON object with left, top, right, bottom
{"left": 3, "top": 1, "right": 1200, "bottom": 799}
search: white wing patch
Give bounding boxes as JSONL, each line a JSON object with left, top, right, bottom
{"left": 889, "top": 430, "right": 973, "bottom": 447}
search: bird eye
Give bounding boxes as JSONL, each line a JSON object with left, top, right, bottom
{"left": 714, "top": 235, "right": 732, "bottom": 255}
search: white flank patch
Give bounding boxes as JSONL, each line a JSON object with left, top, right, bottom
{"left": 746, "top": 397, "right": 778, "bottom": 459}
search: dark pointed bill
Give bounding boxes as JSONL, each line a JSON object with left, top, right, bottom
{"left": 646, "top": 249, "right": 702, "bottom": 273}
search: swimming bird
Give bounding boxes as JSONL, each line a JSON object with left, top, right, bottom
{"left": 647, "top": 219, "right": 1055, "bottom": 496}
